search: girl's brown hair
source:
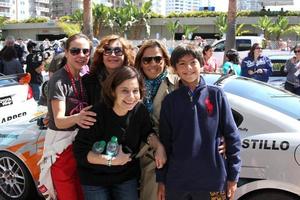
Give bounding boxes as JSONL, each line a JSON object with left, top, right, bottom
{"left": 102, "top": 66, "right": 145, "bottom": 108}
{"left": 134, "top": 39, "right": 171, "bottom": 77}
{"left": 90, "top": 35, "right": 135, "bottom": 75}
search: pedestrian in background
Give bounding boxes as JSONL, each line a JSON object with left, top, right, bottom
{"left": 241, "top": 43, "right": 272, "bottom": 82}
{"left": 1, "top": 46, "right": 24, "bottom": 75}
{"left": 202, "top": 44, "right": 218, "bottom": 73}
{"left": 284, "top": 43, "right": 300, "bottom": 95}
{"left": 223, "top": 49, "right": 241, "bottom": 76}
{"left": 26, "top": 41, "right": 44, "bottom": 101}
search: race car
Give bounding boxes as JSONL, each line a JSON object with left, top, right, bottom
{"left": 0, "top": 73, "right": 38, "bottom": 125}
{"left": 0, "top": 115, "right": 46, "bottom": 200}
{"left": 204, "top": 74, "right": 300, "bottom": 200}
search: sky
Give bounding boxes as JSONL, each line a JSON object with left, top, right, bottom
{"left": 216, "top": 0, "right": 300, "bottom": 12}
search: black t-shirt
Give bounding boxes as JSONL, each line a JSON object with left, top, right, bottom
{"left": 73, "top": 102, "right": 154, "bottom": 186}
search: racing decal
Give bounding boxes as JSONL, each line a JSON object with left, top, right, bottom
{"left": 242, "top": 139, "right": 289, "bottom": 150}
{"left": 1, "top": 112, "right": 27, "bottom": 123}
{"left": 0, "top": 96, "right": 13, "bottom": 107}
{"left": 294, "top": 144, "right": 300, "bottom": 166}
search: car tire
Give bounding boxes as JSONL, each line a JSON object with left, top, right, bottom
{"left": 243, "top": 190, "right": 299, "bottom": 200}
{"left": 0, "top": 151, "right": 36, "bottom": 200}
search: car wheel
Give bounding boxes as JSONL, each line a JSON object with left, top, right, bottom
{"left": 0, "top": 151, "right": 35, "bottom": 200}
{"left": 243, "top": 190, "right": 299, "bottom": 200}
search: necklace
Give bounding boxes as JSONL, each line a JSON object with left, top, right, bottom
{"left": 64, "top": 64, "right": 84, "bottom": 100}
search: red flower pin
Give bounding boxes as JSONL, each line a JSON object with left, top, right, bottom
{"left": 205, "top": 97, "right": 213, "bottom": 115}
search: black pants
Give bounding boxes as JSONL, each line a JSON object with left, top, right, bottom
{"left": 284, "top": 82, "right": 300, "bottom": 95}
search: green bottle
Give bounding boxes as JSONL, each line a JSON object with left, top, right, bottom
{"left": 92, "top": 140, "right": 106, "bottom": 154}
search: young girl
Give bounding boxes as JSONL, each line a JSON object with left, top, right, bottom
{"left": 73, "top": 66, "right": 166, "bottom": 200}
{"left": 38, "top": 33, "right": 97, "bottom": 200}
{"left": 223, "top": 49, "right": 241, "bottom": 76}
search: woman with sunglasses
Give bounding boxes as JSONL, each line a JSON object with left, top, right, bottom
{"left": 134, "top": 40, "right": 226, "bottom": 200}
{"left": 241, "top": 43, "right": 272, "bottom": 82}
{"left": 284, "top": 43, "right": 300, "bottom": 95}
{"left": 38, "top": 33, "right": 97, "bottom": 200}
{"left": 83, "top": 35, "right": 135, "bottom": 105}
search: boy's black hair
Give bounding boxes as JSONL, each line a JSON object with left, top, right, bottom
{"left": 170, "top": 44, "right": 203, "bottom": 68}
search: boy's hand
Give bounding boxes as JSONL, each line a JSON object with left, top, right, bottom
{"left": 154, "top": 144, "right": 167, "bottom": 169}
{"left": 157, "top": 183, "right": 166, "bottom": 200}
{"left": 227, "top": 181, "right": 237, "bottom": 200}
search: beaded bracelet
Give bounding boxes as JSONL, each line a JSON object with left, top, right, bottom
{"left": 107, "top": 157, "right": 112, "bottom": 167}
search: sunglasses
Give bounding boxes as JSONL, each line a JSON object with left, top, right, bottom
{"left": 103, "top": 46, "right": 124, "bottom": 56}
{"left": 142, "top": 56, "right": 163, "bottom": 65}
{"left": 69, "top": 48, "right": 90, "bottom": 56}
{"left": 255, "top": 47, "right": 262, "bottom": 50}
{"left": 294, "top": 50, "right": 300, "bottom": 53}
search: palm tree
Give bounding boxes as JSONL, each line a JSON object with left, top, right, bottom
{"left": 93, "top": 4, "right": 114, "bottom": 38}
{"left": 113, "top": 0, "right": 138, "bottom": 37}
{"left": 182, "top": 25, "right": 198, "bottom": 40}
{"left": 167, "top": 20, "right": 180, "bottom": 40}
{"left": 133, "top": 0, "right": 152, "bottom": 38}
{"left": 252, "top": 15, "right": 273, "bottom": 40}
{"left": 225, "top": 0, "right": 237, "bottom": 54}
{"left": 83, "top": 0, "right": 93, "bottom": 40}
{"left": 215, "top": 14, "right": 227, "bottom": 38}
{"left": 271, "top": 16, "right": 292, "bottom": 41}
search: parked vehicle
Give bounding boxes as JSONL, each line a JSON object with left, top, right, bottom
{"left": 0, "top": 73, "right": 38, "bottom": 125}
{"left": 203, "top": 73, "right": 300, "bottom": 200}
{"left": 1, "top": 74, "right": 300, "bottom": 200}
{"left": 211, "top": 36, "right": 290, "bottom": 68}
{"left": 268, "top": 54, "right": 293, "bottom": 88}
{"left": 0, "top": 114, "right": 46, "bottom": 200}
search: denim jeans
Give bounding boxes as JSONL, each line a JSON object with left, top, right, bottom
{"left": 30, "top": 83, "right": 41, "bottom": 101}
{"left": 82, "top": 178, "right": 138, "bottom": 200}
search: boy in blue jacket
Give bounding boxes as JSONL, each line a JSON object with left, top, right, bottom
{"left": 157, "top": 45, "right": 241, "bottom": 200}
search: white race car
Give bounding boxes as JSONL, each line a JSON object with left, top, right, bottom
{"left": 0, "top": 73, "right": 38, "bottom": 125}
{"left": 204, "top": 74, "right": 300, "bottom": 200}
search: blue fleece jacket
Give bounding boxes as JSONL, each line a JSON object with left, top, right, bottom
{"left": 241, "top": 55, "right": 272, "bottom": 82}
{"left": 156, "top": 76, "right": 241, "bottom": 192}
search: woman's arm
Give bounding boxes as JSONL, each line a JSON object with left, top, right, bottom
{"left": 147, "top": 133, "right": 166, "bottom": 169}
{"left": 51, "top": 100, "right": 96, "bottom": 129}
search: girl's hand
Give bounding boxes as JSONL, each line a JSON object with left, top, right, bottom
{"left": 154, "top": 144, "right": 167, "bottom": 169}
{"left": 76, "top": 105, "right": 97, "bottom": 129}
{"left": 112, "top": 145, "right": 132, "bottom": 166}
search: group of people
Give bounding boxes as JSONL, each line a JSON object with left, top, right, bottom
{"left": 38, "top": 33, "right": 241, "bottom": 200}
{"left": 203, "top": 42, "right": 300, "bottom": 96}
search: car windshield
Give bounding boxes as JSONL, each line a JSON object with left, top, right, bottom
{"left": 222, "top": 77, "right": 300, "bottom": 120}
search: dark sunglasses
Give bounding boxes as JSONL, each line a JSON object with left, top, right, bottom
{"left": 294, "top": 50, "right": 300, "bottom": 53}
{"left": 255, "top": 47, "right": 262, "bottom": 50}
{"left": 69, "top": 48, "right": 90, "bottom": 56}
{"left": 142, "top": 56, "right": 163, "bottom": 64}
{"left": 103, "top": 46, "right": 123, "bottom": 56}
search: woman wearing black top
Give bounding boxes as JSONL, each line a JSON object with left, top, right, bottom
{"left": 73, "top": 66, "right": 166, "bottom": 200}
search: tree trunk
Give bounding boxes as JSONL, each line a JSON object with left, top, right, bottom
{"left": 83, "top": 0, "right": 93, "bottom": 40}
{"left": 224, "top": 0, "right": 237, "bottom": 61}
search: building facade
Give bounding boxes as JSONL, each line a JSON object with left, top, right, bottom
{"left": 166, "top": 0, "right": 201, "bottom": 15}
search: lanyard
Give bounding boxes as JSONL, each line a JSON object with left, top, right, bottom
{"left": 64, "top": 64, "right": 84, "bottom": 100}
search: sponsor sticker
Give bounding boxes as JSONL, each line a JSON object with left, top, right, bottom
{"left": 0, "top": 96, "right": 13, "bottom": 108}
